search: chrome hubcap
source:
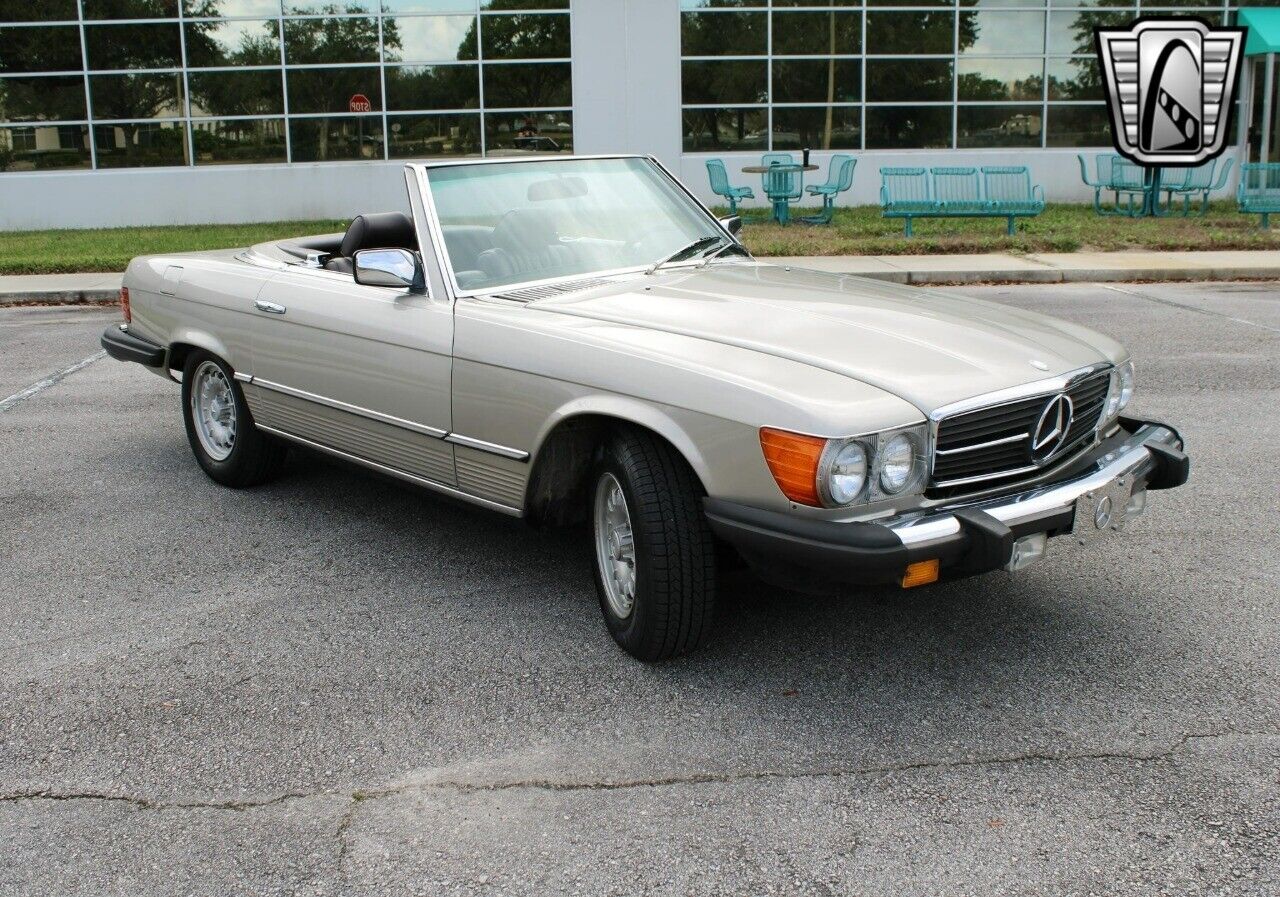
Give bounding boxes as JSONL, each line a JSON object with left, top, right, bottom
{"left": 190, "top": 360, "right": 236, "bottom": 461}
{"left": 594, "top": 472, "right": 637, "bottom": 619}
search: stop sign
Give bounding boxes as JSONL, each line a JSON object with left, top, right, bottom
{"left": 348, "top": 93, "right": 372, "bottom": 113}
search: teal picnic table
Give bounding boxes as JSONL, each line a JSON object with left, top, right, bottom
{"left": 742, "top": 162, "right": 819, "bottom": 224}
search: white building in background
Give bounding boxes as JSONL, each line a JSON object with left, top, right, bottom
{"left": 0, "top": 0, "right": 1263, "bottom": 229}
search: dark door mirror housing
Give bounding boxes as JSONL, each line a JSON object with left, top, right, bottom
{"left": 719, "top": 215, "right": 743, "bottom": 238}
{"left": 352, "top": 248, "right": 426, "bottom": 293}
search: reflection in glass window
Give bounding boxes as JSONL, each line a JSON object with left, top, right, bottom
{"left": 90, "top": 73, "right": 185, "bottom": 121}
{"left": 94, "top": 121, "right": 189, "bottom": 167}
{"left": 184, "top": 0, "right": 282, "bottom": 15}
{"left": 0, "top": 0, "right": 78, "bottom": 20}
{"left": 483, "top": 61, "right": 570, "bottom": 108}
{"left": 185, "top": 20, "right": 281, "bottom": 68}
{"left": 481, "top": 13, "right": 569, "bottom": 59}
{"left": 1048, "top": 10, "right": 1134, "bottom": 56}
{"left": 0, "top": 75, "right": 88, "bottom": 123}
{"left": 483, "top": 110, "right": 572, "bottom": 155}
{"left": 386, "top": 15, "right": 477, "bottom": 63}
{"left": 480, "top": 0, "right": 568, "bottom": 8}
{"left": 773, "top": 59, "right": 860, "bottom": 104}
{"left": 0, "top": 26, "right": 84, "bottom": 74}
{"left": 284, "top": 17, "right": 382, "bottom": 65}
{"left": 772, "top": 105, "right": 860, "bottom": 150}
{"left": 1046, "top": 57, "right": 1103, "bottom": 101}
{"left": 681, "top": 11, "right": 767, "bottom": 56}
{"left": 957, "top": 58, "right": 1043, "bottom": 102}
{"left": 771, "top": 11, "right": 860, "bottom": 56}
{"left": 866, "top": 12, "right": 955, "bottom": 55}
{"left": 289, "top": 114, "right": 382, "bottom": 161}
{"left": 865, "top": 106, "right": 952, "bottom": 148}
{"left": 385, "top": 64, "right": 479, "bottom": 110}
{"left": 82, "top": 0, "right": 178, "bottom": 19}
{"left": 961, "top": 11, "right": 1045, "bottom": 55}
{"left": 382, "top": 0, "right": 477, "bottom": 11}
{"left": 387, "top": 112, "right": 481, "bottom": 156}
{"left": 682, "top": 107, "right": 767, "bottom": 152}
{"left": 192, "top": 117, "right": 287, "bottom": 164}
{"left": 681, "top": 60, "right": 766, "bottom": 106}
{"left": 866, "top": 60, "right": 952, "bottom": 102}
{"left": 85, "top": 23, "right": 183, "bottom": 70}
{"left": 286, "top": 68, "right": 382, "bottom": 113}
{"left": 0, "top": 124, "right": 90, "bottom": 171}
{"left": 957, "top": 104, "right": 1042, "bottom": 147}
{"left": 189, "top": 70, "right": 285, "bottom": 116}
{"left": 1046, "top": 103, "right": 1111, "bottom": 146}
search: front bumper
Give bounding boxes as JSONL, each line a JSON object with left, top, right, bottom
{"left": 704, "top": 416, "right": 1189, "bottom": 588}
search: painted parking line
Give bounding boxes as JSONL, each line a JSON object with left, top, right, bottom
{"left": 0, "top": 351, "right": 107, "bottom": 414}
{"left": 1103, "top": 284, "right": 1280, "bottom": 335}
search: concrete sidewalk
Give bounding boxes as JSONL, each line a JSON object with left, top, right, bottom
{"left": 3, "top": 250, "right": 1280, "bottom": 303}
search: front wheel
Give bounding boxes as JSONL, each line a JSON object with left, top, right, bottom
{"left": 590, "top": 429, "right": 718, "bottom": 661}
{"left": 181, "top": 350, "right": 287, "bottom": 488}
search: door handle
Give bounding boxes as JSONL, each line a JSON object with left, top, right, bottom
{"left": 255, "top": 300, "right": 286, "bottom": 315}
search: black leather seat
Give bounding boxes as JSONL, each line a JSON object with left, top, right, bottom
{"left": 324, "top": 211, "right": 418, "bottom": 274}
{"left": 476, "top": 209, "right": 572, "bottom": 283}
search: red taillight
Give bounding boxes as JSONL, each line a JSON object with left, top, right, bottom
{"left": 120, "top": 286, "right": 131, "bottom": 323}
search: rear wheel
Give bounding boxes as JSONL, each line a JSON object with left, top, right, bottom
{"left": 590, "top": 429, "right": 717, "bottom": 661}
{"left": 181, "top": 351, "right": 287, "bottom": 488}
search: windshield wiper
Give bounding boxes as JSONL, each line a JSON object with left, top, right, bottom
{"left": 697, "top": 241, "right": 749, "bottom": 267}
{"left": 645, "top": 236, "right": 724, "bottom": 275}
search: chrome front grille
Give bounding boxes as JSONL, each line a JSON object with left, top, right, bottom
{"left": 930, "top": 368, "right": 1112, "bottom": 492}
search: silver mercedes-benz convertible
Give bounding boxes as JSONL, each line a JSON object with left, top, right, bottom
{"left": 102, "top": 154, "right": 1189, "bottom": 661}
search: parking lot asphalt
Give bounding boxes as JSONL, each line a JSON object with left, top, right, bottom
{"left": 1, "top": 282, "right": 1277, "bottom": 896}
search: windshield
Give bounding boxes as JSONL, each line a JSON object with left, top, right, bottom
{"left": 424, "top": 157, "right": 729, "bottom": 292}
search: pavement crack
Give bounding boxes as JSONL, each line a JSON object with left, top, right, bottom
{"left": 0, "top": 789, "right": 319, "bottom": 812}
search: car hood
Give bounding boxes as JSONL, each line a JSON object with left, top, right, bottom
{"left": 527, "top": 262, "right": 1124, "bottom": 414}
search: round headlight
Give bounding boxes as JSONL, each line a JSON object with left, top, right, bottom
{"left": 879, "top": 433, "right": 917, "bottom": 493}
{"left": 824, "top": 441, "right": 868, "bottom": 505}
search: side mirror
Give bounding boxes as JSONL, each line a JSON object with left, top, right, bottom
{"left": 719, "top": 215, "right": 743, "bottom": 238}
{"left": 353, "top": 248, "right": 426, "bottom": 293}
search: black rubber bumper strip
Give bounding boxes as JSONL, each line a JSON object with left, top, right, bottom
{"left": 100, "top": 327, "right": 165, "bottom": 367}
{"left": 703, "top": 497, "right": 909, "bottom": 578}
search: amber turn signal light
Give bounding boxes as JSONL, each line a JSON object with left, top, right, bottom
{"left": 901, "top": 559, "right": 940, "bottom": 589}
{"left": 759, "top": 427, "right": 825, "bottom": 506}
{"left": 120, "top": 286, "right": 131, "bottom": 324}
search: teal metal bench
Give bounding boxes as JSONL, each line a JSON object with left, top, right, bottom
{"left": 1238, "top": 162, "right": 1280, "bottom": 228}
{"left": 1162, "top": 158, "right": 1233, "bottom": 216}
{"left": 880, "top": 166, "right": 1044, "bottom": 236}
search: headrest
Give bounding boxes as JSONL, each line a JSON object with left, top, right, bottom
{"left": 490, "top": 209, "right": 559, "bottom": 255}
{"left": 339, "top": 212, "right": 416, "bottom": 258}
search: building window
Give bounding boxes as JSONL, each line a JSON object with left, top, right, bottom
{"left": 0, "top": 0, "right": 572, "bottom": 171}
{"left": 679, "top": 0, "right": 1226, "bottom": 152}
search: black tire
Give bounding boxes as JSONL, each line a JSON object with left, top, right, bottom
{"left": 181, "top": 350, "right": 287, "bottom": 488}
{"left": 590, "top": 427, "right": 717, "bottom": 661}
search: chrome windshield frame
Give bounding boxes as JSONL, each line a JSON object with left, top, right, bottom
{"left": 406, "top": 154, "right": 748, "bottom": 301}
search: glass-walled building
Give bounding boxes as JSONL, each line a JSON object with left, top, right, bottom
{"left": 0, "top": 0, "right": 572, "bottom": 172}
{"left": 0, "top": 0, "right": 1267, "bottom": 227}
{"left": 679, "top": 0, "right": 1253, "bottom": 154}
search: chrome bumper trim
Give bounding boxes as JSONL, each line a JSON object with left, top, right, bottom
{"left": 889, "top": 422, "right": 1180, "bottom": 549}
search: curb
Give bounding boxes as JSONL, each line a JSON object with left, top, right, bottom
{"left": 1, "top": 290, "right": 121, "bottom": 306}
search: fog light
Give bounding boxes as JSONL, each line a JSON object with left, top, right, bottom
{"left": 901, "top": 559, "right": 940, "bottom": 589}
{"left": 1005, "top": 533, "right": 1048, "bottom": 572}
{"left": 1125, "top": 487, "right": 1147, "bottom": 518}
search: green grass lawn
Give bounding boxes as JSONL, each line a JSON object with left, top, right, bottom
{"left": 0, "top": 220, "right": 347, "bottom": 276}
{"left": 0, "top": 202, "right": 1275, "bottom": 275}
{"left": 736, "top": 201, "right": 1280, "bottom": 257}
